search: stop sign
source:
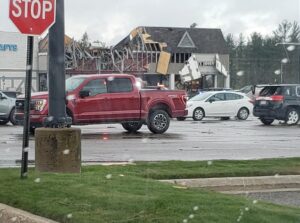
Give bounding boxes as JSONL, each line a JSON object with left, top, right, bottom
{"left": 9, "top": 0, "right": 56, "bottom": 35}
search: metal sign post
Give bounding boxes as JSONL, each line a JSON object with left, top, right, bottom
{"left": 21, "top": 36, "right": 33, "bottom": 179}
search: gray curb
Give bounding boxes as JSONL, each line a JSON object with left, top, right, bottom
{"left": 160, "top": 175, "right": 300, "bottom": 192}
{"left": 0, "top": 204, "right": 59, "bottom": 223}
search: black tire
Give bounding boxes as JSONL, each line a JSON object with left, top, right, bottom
{"left": 0, "top": 119, "right": 9, "bottom": 125}
{"left": 176, "top": 117, "right": 186, "bottom": 121}
{"left": 193, "top": 108, "right": 204, "bottom": 121}
{"left": 285, "top": 108, "right": 300, "bottom": 125}
{"left": 147, "top": 110, "right": 170, "bottom": 134}
{"left": 260, "top": 118, "right": 274, "bottom": 125}
{"left": 9, "top": 108, "right": 18, "bottom": 125}
{"left": 221, "top": 117, "right": 230, "bottom": 121}
{"left": 237, "top": 107, "right": 249, "bottom": 120}
{"left": 122, "top": 121, "right": 143, "bottom": 133}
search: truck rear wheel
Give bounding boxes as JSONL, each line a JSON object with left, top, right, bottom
{"left": 147, "top": 110, "right": 170, "bottom": 134}
{"left": 122, "top": 121, "right": 143, "bottom": 133}
{"left": 0, "top": 119, "right": 9, "bottom": 125}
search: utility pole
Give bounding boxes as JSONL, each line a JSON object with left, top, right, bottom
{"left": 275, "top": 42, "right": 300, "bottom": 84}
{"left": 44, "top": 0, "right": 71, "bottom": 127}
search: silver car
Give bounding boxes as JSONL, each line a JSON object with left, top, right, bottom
{"left": 0, "top": 91, "right": 18, "bottom": 125}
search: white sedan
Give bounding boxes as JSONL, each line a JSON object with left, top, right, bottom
{"left": 178, "top": 91, "right": 253, "bottom": 121}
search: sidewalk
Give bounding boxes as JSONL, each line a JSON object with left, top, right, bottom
{"left": 0, "top": 204, "right": 59, "bottom": 223}
{"left": 160, "top": 175, "right": 300, "bottom": 194}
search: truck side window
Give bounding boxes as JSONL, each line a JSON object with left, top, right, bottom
{"left": 107, "top": 78, "right": 133, "bottom": 93}
{"left": 83, "top": 79, "right": 107, "bottom": 96}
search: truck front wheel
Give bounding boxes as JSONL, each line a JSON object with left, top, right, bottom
{"left": 147, "top": 110, "right": 170, "bottom": 134}
{"left": 122, "top": 121, "right": 143, "bottom": 133}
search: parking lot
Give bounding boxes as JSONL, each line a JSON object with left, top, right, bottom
{"left": 1, "top": 116, "right": 300, "bottom": 167}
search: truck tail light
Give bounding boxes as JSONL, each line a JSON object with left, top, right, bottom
{"left": 271, "top": 95, "right": 284, "bottom": 102}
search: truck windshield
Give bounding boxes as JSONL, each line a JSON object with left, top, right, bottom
{"left": 66, "top": 77, "right": 86, "bottom": 92}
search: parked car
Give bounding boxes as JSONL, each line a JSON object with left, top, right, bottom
{"left": 177, "top": 91, "right": 253, "bottom": 121}
{"left": 1, "top": 90, "right": 22, "bottom": 99}
{"left": 0, "top": 91, "right": 18, "bottom": 125}
{"left": 187, "top": 88, "right": 233, "bottom": 99}
{"left": 15, "top": 74, "right": 187, "bottom": 134}
{"left": 253, "top": 84, "right": 300, "bottom": 125}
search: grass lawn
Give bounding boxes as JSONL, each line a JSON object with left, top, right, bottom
{"left": 0, "top": 158, "right": 299, "bottom": 223}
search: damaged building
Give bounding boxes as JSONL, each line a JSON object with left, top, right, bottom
{"left": 112, "top": 26, "right": 230, "bottom": 91}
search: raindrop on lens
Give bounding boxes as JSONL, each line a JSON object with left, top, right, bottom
{"left": 128, "top": 158, "right": 135, "bottom": 164}
{"left": 207, "top": 160, "right": 213, "bottom": 166}
{"left": 108, "top": 76, "right": 115, "bottom": 81}
{"left": 67, "top": 213, "right": 73, "bottom": 219}
{"left": 189, "top": 214, "right": 194, "bottom": 219}
{"left": 34, "top": 178, "right": 41, "bottom": 183}
{"left": 63, "top": 149, "right": 70, "bottom": 155}
{"left": 287, "top": 45, "right": 296, "bottom": 51}
{"left": 106, "top": 174, "right": 112, "bottom": 179}
{"left": 281, "top": 58, "right": 289, "bottom": 64}
{"left": 245, "top": 207, "right": 249, "bottom": 211}
{"left": 183, "top": 219, "right": 188, "bottom": 223}
{"left": 236, "top": 71, "right": 244, "bottom": 77}
{"left": 253, "top": 200, "right": 258, "bottom": 204}
{"left": 193, "top": 206, "right": 199, "bottom": 211}
{"left": 274, "top": 174, "right": 280, "bottom": 178}
{"left": 11, "top": 217, "right": 17, "bottom": 222}
{"left": 274, "top": 70, "right": 281, "bottom": 75}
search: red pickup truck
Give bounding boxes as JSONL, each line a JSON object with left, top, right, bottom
{"left": 15, "top": 74, "right": 187, "bottom": 134}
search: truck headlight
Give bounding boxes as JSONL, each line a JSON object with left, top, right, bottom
{"left": 34, "top": 99, "right": 47, "bottom": 111}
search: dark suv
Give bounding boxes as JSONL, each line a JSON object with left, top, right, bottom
{"left": 253, "top": 84, "right": 300, "bottom": 125}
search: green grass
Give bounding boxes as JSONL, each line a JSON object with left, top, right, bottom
{"left": 0, "top": 158, "right": 299, "bottom": 223}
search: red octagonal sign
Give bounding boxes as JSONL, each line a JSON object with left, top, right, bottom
{"left": 9, "top": 0, "right": 56, "bottom": 35}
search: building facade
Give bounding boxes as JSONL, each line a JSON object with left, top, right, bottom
{"left": 113, "top": 26, "right": 230, "bottom": 91}
{"left": 0, "top": 31, "right": 39, "bottom": 92}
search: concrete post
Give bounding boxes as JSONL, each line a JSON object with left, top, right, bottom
{"left": 225, "top": 74, "right": 230, "bottom": 88}
{"left": 214, "top": 75, "right": 218, "bottom": 88}
{"left": 35, "top": 128, "right": 81, "bottom": 173}
{"left": 169, "top": 73, "right": 175, "bottom": 90}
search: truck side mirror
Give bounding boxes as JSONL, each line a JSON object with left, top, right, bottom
{"left": 79, "top": 90, "right": 90, "bottom": 98}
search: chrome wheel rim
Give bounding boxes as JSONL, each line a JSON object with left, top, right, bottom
{"left": 153, "top": 114, "right": 168, "bottom": 130}
{"left": 239, "top": 109, "right": 249, "bottom": 120}
{"left": 194, "top": 109, "right": 203, "bottom": 120}
{"left": 287, "top": 111, "right": 299, "bottom": 125}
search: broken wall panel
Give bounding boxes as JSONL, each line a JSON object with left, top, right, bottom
{"left": 156, "top": 51, "right": 171, "bottom": 75}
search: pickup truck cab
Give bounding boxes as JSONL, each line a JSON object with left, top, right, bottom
{"left": 15, "top": 74, "right": 187, "bottom": 134}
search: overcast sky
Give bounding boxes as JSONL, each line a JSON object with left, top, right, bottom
{"left": 1, "top": 0, "right": 299, "bottom": 45}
